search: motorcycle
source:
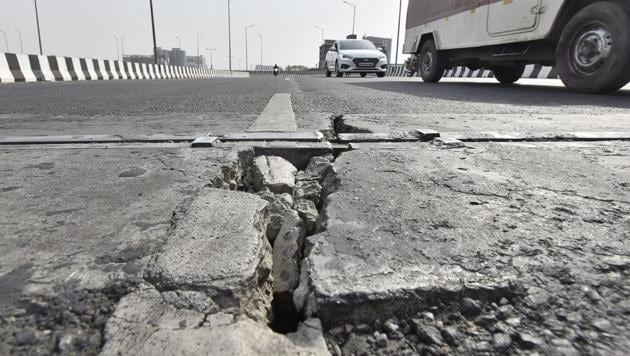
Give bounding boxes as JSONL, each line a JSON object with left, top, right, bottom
{"left": 273, "top": 66, "right": 279, "bottom": 77}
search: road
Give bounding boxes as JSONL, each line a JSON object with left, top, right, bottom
{"left": 1, "top": 76, "right": 629, "bottom": 355}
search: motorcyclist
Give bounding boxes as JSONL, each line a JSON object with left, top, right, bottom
{"left": 273, "top": 64, "right": 279, "bottom": 77}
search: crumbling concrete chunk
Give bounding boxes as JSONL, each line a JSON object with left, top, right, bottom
{"left": 253, "top": 156, "right": 297, "bottom": 194}
{"left": 258, "top": 191, "right": 294, "bottom": 242}
{"left": 294, "top": 172, "right": 323, "bottom": 205}
{"left": 305, "top": 156, "right": 334, "bottom": 182}
{"left": 146, "top": 188, "right": 272, "bottom": 317}
{"left": 273, "top": 210, "right": 306, "bottom": 294}
{"left": 102, "top": 291, "right": 328, "bottom": 356}
{"left": 295, "top": 199, "right": 319, "bottom": 234}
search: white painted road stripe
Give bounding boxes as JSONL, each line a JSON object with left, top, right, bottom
{"left": 247, "top": 93, "right": 297, "bottom": 132}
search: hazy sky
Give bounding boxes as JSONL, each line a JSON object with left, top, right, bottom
{"left": 0, "top": 0, "right": 409, "bottom": 69}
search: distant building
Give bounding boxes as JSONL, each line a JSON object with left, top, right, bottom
{"left": 363, "top": 36, "right": 393, "bottom": 64}
{"left": 123, "top": 47, "right": 193, "bottom": 67}
{"left": 186, "top": 56, "right": 206, "bottom": 68}
{"left": 255, "top": 64, "right": 275, "bottom": 71}
{"left": 318, "top": 40, "right": 335, "bottom": 70}
{"left": 170, "top": 48, "right": 186, "bottom": 67}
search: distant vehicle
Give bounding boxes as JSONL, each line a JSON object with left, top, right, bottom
{"left": 273, "top": 64, "right": 279, "bottom": 77}
{"left": 403, "top": 0, "right": 630, "bottom": 93}
{"left": 325, "top": 40, "right": 388, "bottom": 78}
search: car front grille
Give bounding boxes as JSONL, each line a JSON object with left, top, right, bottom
{"left": 353, "top": 58, "right": 378, "bottom": 68}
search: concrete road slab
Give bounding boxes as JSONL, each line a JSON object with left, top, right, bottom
{"left": 0, "top": 146, "right": 243, "bottom": 354}
{"left": 337, "top": 113, "right": 630, "bottom": 137}
{"left": 307, "top": 142, "right": 630, "bottom": 354}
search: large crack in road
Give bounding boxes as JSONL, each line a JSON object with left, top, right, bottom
{"left": 1, "top": 112, "right": 629, "bottom": 355}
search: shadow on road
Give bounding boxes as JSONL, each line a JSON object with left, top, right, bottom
{"left": 346, "top": 80, "right": 630, "bottom": 110}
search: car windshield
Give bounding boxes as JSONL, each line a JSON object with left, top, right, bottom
{"left": 339, "top": 40, "right": 376, "bottom": 50}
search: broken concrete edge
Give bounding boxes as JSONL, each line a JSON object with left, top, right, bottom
{"left": 94, "top": 146, "right": 335, "bottom": 354}
{"left": 0, "top": 135, "right": 197, "bottom": 145}
{"left": 305, "top": 272, "right": 519, "bottom": 329}
{"left": 219, "top": 131, "right": 325, "bottom": 142}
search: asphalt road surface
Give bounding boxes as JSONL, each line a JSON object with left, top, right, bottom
{"left": 1, "top": 76, "right": 629, "bottom": 356}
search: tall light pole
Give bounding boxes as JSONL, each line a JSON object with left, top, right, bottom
{"left": 259, "top": 34, "right": 263, "bottom": 69}
{"left": 0, "top": 30, "right": 8, "bottom": 52}
{"left": 114, "top": 35, "right": 120, "bottom": 60}
{"left": 227, "top": 0, "right": 233, "bottom": 72}
{"left": 196, "top": 34, "right": 203, "bottom": 67}
{"left": 245, "top": 25, "right": 255, "bottom": 71}
{"left": 149, "top": 0, "right": 158, "bottom": 64}
{"left": 315, "top": 26, "right": 324, "bottom": 44}
{"left": 342, "top": 1, "right": 356, "bottom": 35}
{"left": 34, "top": 0, "right": 43, "bottom": 54}
{"left": 205, "top": 48, "right": 216, "bottom": 69}
{"left": 15, "top": 29, "right": 23, "bottom": 53}
{"left": 176, "top": 36, "right": 181, "bottom": 48}
{"left": 395, "top": 0, "right": 402, "bottom": 65}
{"left": 121, "top": 34, "right": 126, "bottom": 60}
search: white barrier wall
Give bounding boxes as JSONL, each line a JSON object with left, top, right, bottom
{"left": 0, "top": 52, "right": 250, "bottom": 84}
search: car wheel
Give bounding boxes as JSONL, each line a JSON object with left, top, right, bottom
{"left": 326, "top": 69, "right": 332, "bottom": 77}
{"left": 556, "top": 1, "right": 630, "bottom": 93}
{"left": 377, "top": 72, "right": 386, "bottom": 78}
{"left": 493, "top": 65, "right": 525, "bottom": 84}
{"left": 335, "top": 61, "right": 343, "bottom": 78}
{"left": 419, "top": 39, "right": 447, "bottom": 83}
{"left": 360, "top": 73, "right": 367, "bottom": 78}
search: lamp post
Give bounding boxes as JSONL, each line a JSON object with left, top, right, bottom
{"left": 149, "top": 0, "right": 158, "bottom": 64}
{"left": 315, "top": 26, "right": 324, "bottom": 44}
{"left": 15, "top": 29, "right": 23, "bottom": 53}
{"left": 228, "top": 0, "right": 234, "bottom": 72}
{"left": 176, "top": 36, "right": 181, "bottom": 48}
{"left": 0, "top": 30, "right": 8, "bottom": 52}
{"left": 196, "top": 33, "right": 203, "bottom": 67}
{"left": 395, "top": 0, "right": 402, "bottom": 65}
{"left": 114, "top": 35, "right": 119, "bottom": 60}
{"left": 205, "top": 48, "right": 216, "bottom": 69}
{"left": 342, "top": 1, "right": 356, "bottom": 35}
{"left": 121, "top": 34, "right": 126, "bottom": 60}
{"left": 259, "top": 34, "right": 263, "bottom": 69}
{"left": 34, "top": 0, "right": 43, "bottom": 54}
{"left": 245, "top": 25, "right": 255, "bottom": 71}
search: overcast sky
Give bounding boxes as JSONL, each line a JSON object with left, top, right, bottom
{"left": 0, "top": 0, "right": 409, "bottom": 69}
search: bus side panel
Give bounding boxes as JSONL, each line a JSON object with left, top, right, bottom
{"left": 404, "top": 0, "right": 566, "bottom": 54}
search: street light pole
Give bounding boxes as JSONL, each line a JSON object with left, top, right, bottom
{"left": 342, "top": 1, "right": 356, "bottom": 35}
{"left": 245, "top": 25, "right": 255, "bottom": 71}
{"left": 15, "top": 29, "right": 23, "bottom": 53}
{"left": 34, "top": 0, "right": 43, "bottom": 54}
{"left": 114, "top": 35, "right": 119, "bottom": 60}
{"left": 176, "top": 36, "right": 181, "bottom": 48}
{"left": 315, "top": 26, "right": 324, "bottom": 44}
{"left": 121, "top": 34, "right": 126, "bottom": 60}
{"left": 205, "top": 48, "right": 216, "bottom": 69}
{"left": 0, "top": 30, "right": 8, "bottom": 52}
{"left": 259, "top": 34, "right": 263, "bottom": 69}
{"left": 149, "top": 0, "right": 158, "bottom": 64}
{"left": 228, "top": 0, "right": 233, "bottom": 72}
{"left": 395, "top": 0, "right": 402, "bottom": 65}
{"left": 197, "top": 34, "right": 203, "bottom": 67}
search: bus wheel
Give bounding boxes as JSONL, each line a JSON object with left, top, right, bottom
{"left": 419, "top": 39, "right": 446, "bottom": 83}
{"left": 557, "top": 1, "right": 630, "bottom": 93}
{"left": 493, "top": 65, "right": 525, "bottom": 84}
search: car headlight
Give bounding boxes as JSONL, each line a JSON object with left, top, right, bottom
{"left": 340, "top": 54, "right": 353, "bottom": 60}
{"left": 378, "top": 54, "right": 386, "bottom": 60}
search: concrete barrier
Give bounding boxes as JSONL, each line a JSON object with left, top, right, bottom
{"left": 386, "top": 63, "right": 559, "bottom": 79}
{"left": 0, "top": 52, "right": 250, "bottom": 84}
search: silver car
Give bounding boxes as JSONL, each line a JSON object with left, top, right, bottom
{"left": 325, "top": 40, "right": 388, "bottom": 78}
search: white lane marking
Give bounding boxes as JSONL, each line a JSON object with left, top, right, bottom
{"left": 247, "top": 93, "right": 297, "bottom": 132}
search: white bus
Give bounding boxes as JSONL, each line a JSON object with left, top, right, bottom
{"left": 404, "top": 0, "right": 630, "bottom": 93}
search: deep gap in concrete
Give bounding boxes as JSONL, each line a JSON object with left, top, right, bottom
{"left": 221, "top": 148, "right": 339, "bottom": 335}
